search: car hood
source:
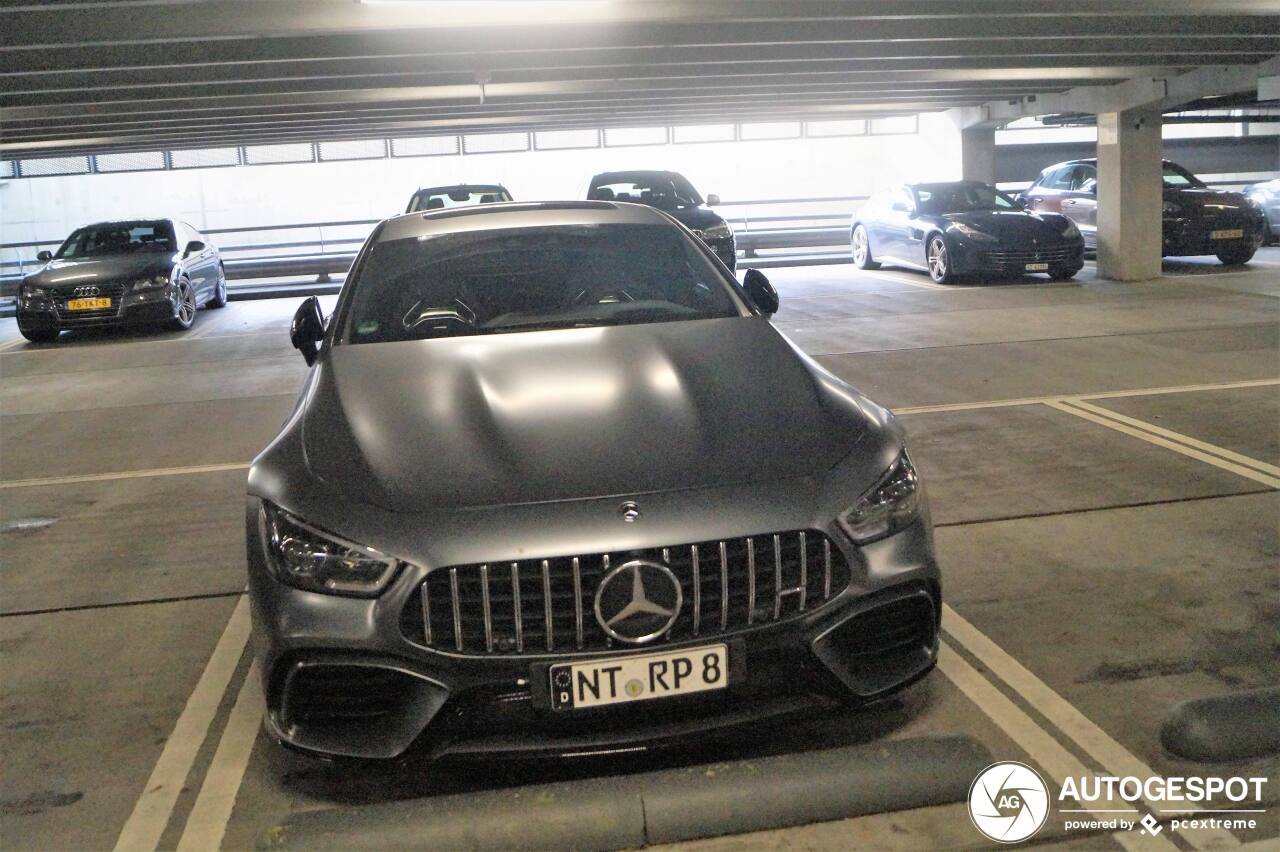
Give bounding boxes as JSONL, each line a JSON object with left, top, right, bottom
{"left": 1165, "top": 187, "right": 1252, "bottom": 211}
{"left": 666, "top": 206, "right": 726, "bottom": 232}
{"left": 301, "top": 318, "right": 866, "bottom": 511}
{"left": 23, "top": 253, "right": 174, "bottom": 287}
{"left": 939, "top": 209, "right": 1071, "bottom": 242}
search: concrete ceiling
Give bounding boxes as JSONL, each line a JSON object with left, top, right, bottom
{"left": 1, "top": 0, "right": 1278, "bottom": 156}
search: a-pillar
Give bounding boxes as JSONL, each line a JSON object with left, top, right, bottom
{"left": 1096, "top": 107, "right": 1163, "bottom": 281}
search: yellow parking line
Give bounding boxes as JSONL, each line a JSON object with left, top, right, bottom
{"left": 0, "top": 462, "right": 249, "bottom": 490}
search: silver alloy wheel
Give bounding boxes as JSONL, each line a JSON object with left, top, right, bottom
{"left": 177, "top": 280, "right": 196, "bottom": 325}
{"left": 852, "top": 226, "right": 868, "bottom": 265}
{"left": 927, "top": 237, "right": 948, "bottom": 282}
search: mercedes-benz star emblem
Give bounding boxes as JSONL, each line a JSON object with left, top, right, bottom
{"left": 593, "top": 559, "right": 682, "bottom": 644}
{"left": 618, "top": 501, "right": 641, "bottom": 523}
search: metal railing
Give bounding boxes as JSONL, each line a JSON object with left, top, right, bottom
{"left": 2, "top": 175, "right": 1273, "bottom": 295}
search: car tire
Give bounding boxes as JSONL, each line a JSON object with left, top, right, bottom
{"left": 171, "top": 276, "right": 197, "bottom": 330}
{"left": 18, "top": 325, "right": 58, "bottom": 343}
{"left": 851, "top": 225, "right": 880, "bottom": 269}
{"left": 208, "top": 265, "right": 228, "bottom": 308}
{"left": 1215, "top": 245, "right": 1256, "bottom": 266}
{"left": 925, "top": 235, "right": 955, "bottom": 284}
{"left": 1049, "top": 265, "right": 1081, "bottom": 281}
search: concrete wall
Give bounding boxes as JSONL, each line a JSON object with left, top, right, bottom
{"left": 0, "top": 113, "right": 962, "bottom": 247}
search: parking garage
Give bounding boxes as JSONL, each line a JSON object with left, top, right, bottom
{"left": 1, "top": 3, "right": 1279, "bottom": 851}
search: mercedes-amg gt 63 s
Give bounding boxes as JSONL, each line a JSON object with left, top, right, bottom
{"left": 249, "top": 201, "right": 940, "bottom": 761}
{"left": 15, "top": 219, "right": 226, "bottom": 343}
{"left": 852, "top": 181, "right": 1085, "bottom": 284}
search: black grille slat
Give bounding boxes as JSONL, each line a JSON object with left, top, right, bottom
{"left": 407, "top": 530, "right": 850, "bottom": 656}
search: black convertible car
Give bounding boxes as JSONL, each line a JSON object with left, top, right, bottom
{"left": 851, "top": 182, "right": 1085, "bottom": 284}
{"left": 587, "top": 170, "right": 736, "bottom": 270}
{"left": 16, "top": 219, "right": 225, "bottom": 342}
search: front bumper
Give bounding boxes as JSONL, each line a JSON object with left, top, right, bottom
{"left": 247, "top": 502, "right": 940, "bottom": 761}
{"left": 16, "top": 285, "right": 179, "bottom": 331}
{"left": 1162, "top": 213, "right": 1265, "bottom": 256}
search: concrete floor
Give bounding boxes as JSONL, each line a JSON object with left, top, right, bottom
{"left": 1, "top": 252, "right": 1277, "bottom": 850}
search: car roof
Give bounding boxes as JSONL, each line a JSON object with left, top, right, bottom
{"left": 76, "top": 218, "right": 173, "bottom": 228}
{"left": 412, "top": 183, "right": 507, "bottom": 193}
{"left": 907, "top": 180, "right": 993, "bottom": 190}
{"left": 377, "top": 200, "right": 670, "bottom": 241}
{"left": 590, "top": 170, "right": 681, "bottom": 182}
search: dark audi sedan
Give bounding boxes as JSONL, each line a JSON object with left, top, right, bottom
{"left": 852, "top": 182, "right": 1084, "bottom": 284}
{"left": 1021, "top": 159, "right": 1266, "bottom": 264}
{"left": 16, "top": 219, "right": 225, "bottom": 342}
{"left": 248, "top": 201, "right": 940, "bottom": 761}
{"left": 587, "top": 170, "right": 737, "bottom": 270}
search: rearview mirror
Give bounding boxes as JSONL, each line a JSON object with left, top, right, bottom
{"left": 183, "top": 240, "right": 206, "bottom": 258}
{"left": 706, "top": 193, "right": 721, "bottom": 206}
{"left": 290, "top": 296, "right": 325, "bottom": 366}
{"left": 742, "top": 268, "right": 779, "bottom": 316}
{"left": 36, "top": 250, "right": 52, "bottom": 262}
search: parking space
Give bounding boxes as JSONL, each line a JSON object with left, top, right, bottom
{"left": 1, "top": 253, "right": 1276, "bottom": 849}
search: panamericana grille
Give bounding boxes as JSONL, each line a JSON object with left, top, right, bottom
{"left": 52, "top": 282, "right": 126, "bottom": 320}
{"left": 981, "top": 246, "right": 1078, "bottom": 266}
{"left": 402, "top": 531, "right": 851, "bottom": 656}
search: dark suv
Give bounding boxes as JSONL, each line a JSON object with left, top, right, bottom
{"left": 1020, "top": 159, "right": 1265, "bottom": 264}
{"left": 587, "top": 170, "right": 736, "bottom": 271}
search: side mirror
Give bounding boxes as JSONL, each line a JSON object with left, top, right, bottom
{"left": 290, "top": 296, "right": 325, "bottom": 366}
{"left": 183, "top": 240, "right": 206, "bottom": 258}
{"left": 742, "top": 268, "right": 779, "bottom": 316}
{"left": 36, "top": 250, "right": 52, "bottom": 262}
{"left": 706, "top": 193, "right": 721, "bottom": 206}
{"left": 890, "top": 201, "right": 911, "bottom": 213}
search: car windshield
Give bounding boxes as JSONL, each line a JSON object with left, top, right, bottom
{"left": 589, "top": 174, "right": 702, "bottom": 211}
{"left": 339, "top": 223, "right": 742, "bottom": 344}
{"left": 915, "top": 185, "right": 1019, "bottom": 214}
{"left": 408, "top": 188, "right": 511, "bottom": 212}
{"left": 1162, "top": 163, "right": 1207, "bottom": 188}
{"left": 55, "top": 222, "right": 176, "bottom": 258}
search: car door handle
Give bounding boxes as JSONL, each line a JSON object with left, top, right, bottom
{"left": 1063, "top": 199, "right": 1077, "bottom": 206}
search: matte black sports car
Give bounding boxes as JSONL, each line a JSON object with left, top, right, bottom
{"left": 1021, "top": 159, "right": 1266, "bottom": 263}
{"left": 587, "top": 170, "right": 736, "bottom": 270}
{"left": 16, "top": 219, "right": 225, "bottom": 343}
{"left": 851, "top": 182, "right": 1085, "bottom": 284}
{"left": 405, "top": 184, "right": 513, "bottom": 213}
{"left": 250, "top": 201, "right": 940, "bottom": 761}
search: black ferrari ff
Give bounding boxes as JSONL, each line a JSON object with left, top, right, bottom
{"left": 16, "top": 219, "right": 226, "bottom": 342}
{"left": 851, "top": 181, "right": 1085, "bottom": 284}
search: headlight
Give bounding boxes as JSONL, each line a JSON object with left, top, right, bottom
{"left": 697, "top": 222, "right": 733, "bottom": 240}
{"left": 1162, "top": 201, "right": 1182, "bottom": 216}
{"left": 132, "top": 273, "right": 170, "bottom": 290}
{"left": 950, "top": 223, "right": 998, "bottom": 242}
{"left": 838, "top": 451, "right": 920, "bottom": 544}
{"left": 1061, "top": 219, "right": 1080, "bottom": 239}
{"left": 20, "top": 282, "right": 47, "bottom": 298}
{"left": 260, "top": 504, "right": 400, "bottom": 596}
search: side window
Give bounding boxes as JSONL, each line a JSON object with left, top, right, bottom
{"left": 893, "top": 187, "right": 914, "bottom": 211}
{"left": 1046, "top": 166, "right": 1077, "bottom": 191}
{"left": 1073, "top": 166, "right": 1098, "bottom": 194}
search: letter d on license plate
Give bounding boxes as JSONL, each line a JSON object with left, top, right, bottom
{"left": 550, "top": 644, "right": 728, "bottom": 710}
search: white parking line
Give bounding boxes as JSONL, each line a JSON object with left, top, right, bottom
{"left": 114, "top": 597, "right": 252, "bottom": 852}
{"left": 1048, "top": 401, "right": 1280, "bottom": 489}
{"left": 0, "top": 336, "right": 28, "bottom": 353}
{"left": 0, "top": 462, "right": 249, "bottom": 490}
{"left": 937, "top": 642, "right": 1178, "bottom": 851}
{"left": 176, "top": 661, "right": 263, "bottom": 852}
{"left": 896, "top": 378, "right": 1280, "bottom": 415}
{"left": 943, "top": 605, "right": 1239, "bottom": 850}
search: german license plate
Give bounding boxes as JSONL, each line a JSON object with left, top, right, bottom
{"left": 1025, "top": 262, "right": 1050, "bottom": 272}
{"left": 1211, "top": 228, "right": 1243, "bottom": 240}
{"left": 66, "top": 297, "right": 111, "bottom": 311}
{"left": 549, "top": 643, "right": 728, "bottom": 710}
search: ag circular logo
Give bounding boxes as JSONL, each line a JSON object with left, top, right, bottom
{"left": 968, "top": 761, "right": 1050, "bottom": 843}
{"left": 593, "top": 559, "right": 681, "bottom": 644}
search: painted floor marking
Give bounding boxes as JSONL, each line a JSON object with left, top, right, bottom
{"left": 937, "top": 641, "right": 1177, "bottom": 851}
{"left": 176, "top": 661, "right": 263, "bottom": 852}
{"left": 944, "top": 605, "right": 1239, "bottom": 850}
{"left": 0, "top": 462, "right": 249, "bottom": 490}
{"left": 1048, "top": 401, "right": 1280, "bottom": 489}
{"left": 896, "top": 378, "right": 1280, "bottom": 415}
{"left": 113, "top": 596, "right": 252, "bottom": 852}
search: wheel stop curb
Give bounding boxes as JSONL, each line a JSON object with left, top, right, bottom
{"left": 1161, "top": 686, "right": 1280, "bottom": 763}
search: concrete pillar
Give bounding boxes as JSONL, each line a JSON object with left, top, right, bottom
{"left": 1095, "top": 107, "right": 1163, "bottom": 281}
{"left": 959, "top": 126, "right": 996, "bottom": 185}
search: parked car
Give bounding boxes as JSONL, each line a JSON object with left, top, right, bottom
{"left": 1020, "top": 159, "right": 1265, "bottom": 264}
{"left": 406, "top": 184, "right": 513, "bottom": 213}
{"left": 587, "top": 170, "right": 736, "bottom": 270}
{"left": 1244, "top": 178, "right": 1280, "bottom": 245}
{"left": 253, "top": 200, "right": 940, "bottom": 761}
{"left": 851, "top": 181, "right": 1084, "bottom": 284}
{"left": 15, "top": 219, "right": 225, "bottom": 343}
